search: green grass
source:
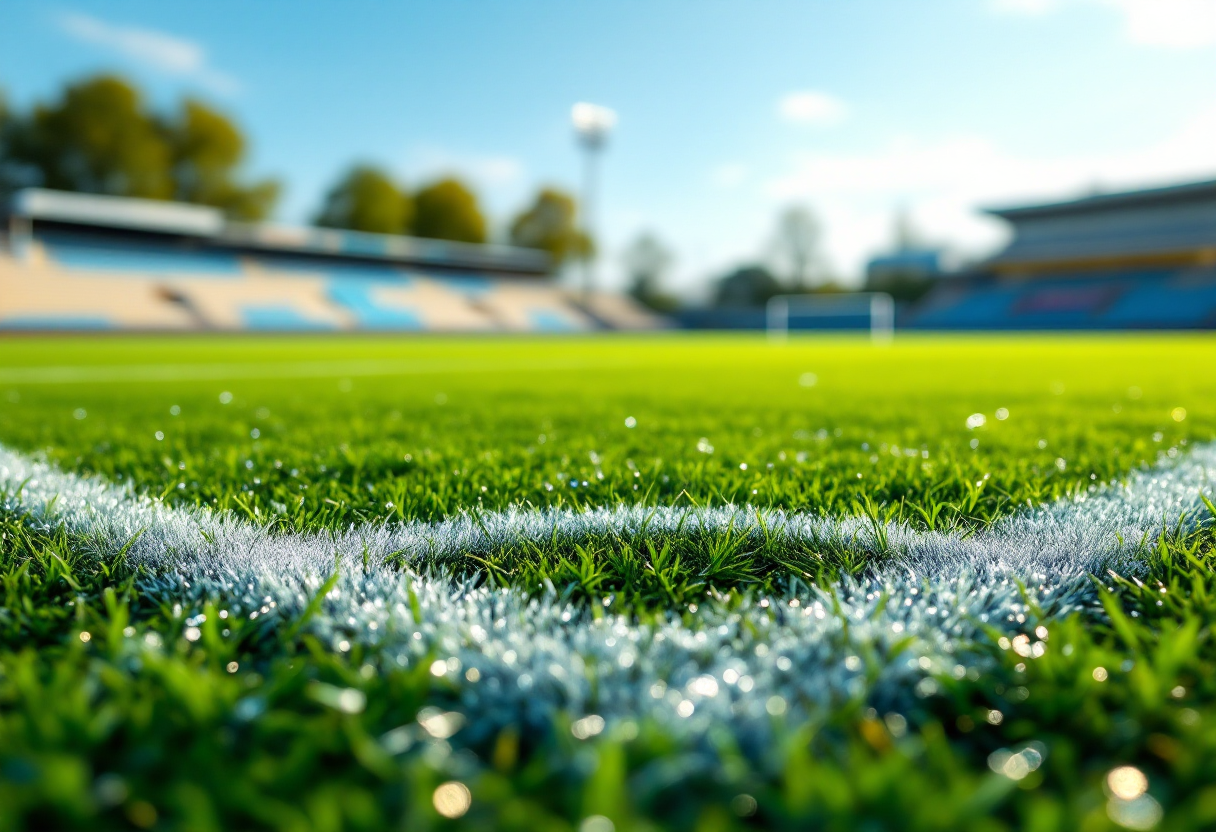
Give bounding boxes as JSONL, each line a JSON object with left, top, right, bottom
{"left": 2, "top": 333, "right": 1216, "bottom": 831}
{"left": 2, "top": 334, "right": 1211, "bottom": 528}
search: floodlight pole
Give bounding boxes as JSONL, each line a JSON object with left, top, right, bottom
{"left": 571, "top": 103, "right": 616, "bottom": 302}
{"left": 579, "top": 139, "right": 600, "bottom": 301}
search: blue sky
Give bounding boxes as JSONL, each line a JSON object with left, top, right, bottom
{"left": 2, "top": 1, "right": 1215, "bottom": 292}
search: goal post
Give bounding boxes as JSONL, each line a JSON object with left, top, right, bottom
{"left": 766, "top": 292, "right": 895, "bottom": 342}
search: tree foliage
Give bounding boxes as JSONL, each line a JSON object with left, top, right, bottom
{"left": 770, "top": 205, "right": 825, "bottom": 289}
{"left": 622, "top": 232, "right": 678, "bottom": 312}
{"left": 714, "top": 264, "right": 783, "bottom": 308}
{"left": 412, "top": 178, "right": 487, "bottom": 244}
{"left": 0, "top": 74, "right": 278, "bottom": 220}
{"left": 165, "top": 99, "right": 279, "bottom": 221}
{"left": 311, "top": 170, "right": 492, "bottom": 245}
{"left": 509, "top": 187, "right": 590, "bottom": 267}
{"left": 314, "top": 165, "right": 413, "bottom": 235}
{"left": 2, "top": 75, "right": 172, "bottom": 199}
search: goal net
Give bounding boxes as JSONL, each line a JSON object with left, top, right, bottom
{"left": 766, "top": 292, "right": 894, "bottom": 342}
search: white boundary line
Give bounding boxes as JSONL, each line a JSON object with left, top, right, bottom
{"left": 1, "top": 442, "right": 1213, "bottom": 740}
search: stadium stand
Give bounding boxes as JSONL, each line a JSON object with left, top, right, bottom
{"left": 0, "top": 241, "right": 199, "bottom": 329}
{"left": 0, "top": 188, "right": 666, "bottom": 333}
{"left": 908, "top": 178, "right": 1216, "bottom": 330}
{"left": 466, "top": 281, "right": 596, "bottom": 331}
{"left": 576, "top": 291, "right": 674, "bottom": 331}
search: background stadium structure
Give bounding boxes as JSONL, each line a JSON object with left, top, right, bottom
{"left": 910, "top": 177, "right": 1216, "bottom": 330}
{"left": 0, "top": 189, "right": 663, "bottom": 333}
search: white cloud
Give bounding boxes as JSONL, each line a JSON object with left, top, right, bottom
{"left": 763, "top": 101, "right": 1216, "bottom": 277}
{"left": 993, "top": 0, "right": 1216, "bottom": 48}
{"left": 777, "top": 91, "right": 847, "bottom": 125}
{"left": 1108, "top": 0, "right": 1216, "bottom": 48}
{"left": 57, "top": 11, "right": 239, "bottom": 94}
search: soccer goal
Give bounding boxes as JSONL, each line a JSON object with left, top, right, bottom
{"left": 766, "top": 292, "right": 895, "bottom": 342}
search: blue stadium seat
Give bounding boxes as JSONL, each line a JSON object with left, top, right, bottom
{"left": 240, "top": 306, "right": 337, "bottom": 330}
{"left": 1102, "top": 283, "right": 1216, "bottom": 327}
{"left": 0, "top": 315, "right": 114, "bottom": 330}
{"left": 528, "top": 309, "right": 581, "bottom": 331}
{"left": 431, "top": 274, "right": 493, "bottom": 295}
{"left": 913, "top": 285, "right": 1023, "bottom": 328}
{"left": 912, "top": 268, "right": 1216, "bottom": 329}
{"left": 42, "top": 234, "right": 243, "bottom": 276}
{"left": 326, "top": 280, "right": 423, "bottom": 329}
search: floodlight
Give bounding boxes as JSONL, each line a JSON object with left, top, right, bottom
{"left": 570, "top": 102, "right": 617, "bottom": 300}
{"left": 571, "top": 102, "right": 616, "bottom": 149}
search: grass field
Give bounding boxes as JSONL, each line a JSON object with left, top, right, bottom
{"left": 1, "top": 333, "right": 1215, "bottom": 831}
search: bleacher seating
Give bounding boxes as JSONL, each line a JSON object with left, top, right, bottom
{"left": 0, "top": 243, "right": 197, "bottom": 330}
{"left": 908, "top": 268, "right": 1216, "bottom": 330}
{"left": 458, "top": 280, "right": 596, "bottom": 331}
{"left": 166, "top": 272, "right": 346, "bottom": 330}
{"left": 577, "top": 292, "right": 671, "bottom": 330}
{"left": 1102, "top": 279, "right": 1216, "bottom": 328}
{"left": 39, "top": 231, "right": 243, "bottom": 277}
{"left": 0, "top": 229, "right": 660, "bottom": 333}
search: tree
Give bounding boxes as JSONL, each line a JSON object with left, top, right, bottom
{"left": 622, "top": 232, "right": 678, "bottom": 312}
{"left": 0, "top": 74, "right": 278, "bottom": 219}
{"left": 0, "top": 90, "right": 15, "bottom": 193}
{"left": 714, "top": 264, "right": 783, "bottom": 308}
{"left": 508, "top": 187, "right": 591, "bottom": 268}
{"left": 314, "top": 165, "right": 411, "bottom": 235}
{"left": 411, "top": 177, "right": 486, "bottom": 244}
{"left": 4, "top": 75, "right": 173, "bottom": 199}
{"left": 163, "top": 99, "right": 279, "bottom": 221}
{"left": 770, "top": 205, "right": 824, "bottom": 290}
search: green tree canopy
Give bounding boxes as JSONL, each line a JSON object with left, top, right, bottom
{"left": 163, "top": 99, "right": 279, "bottom": 221}
{"left": 411, "top": 178, "right": 486, "bottom": 244}
{"left": 714, "top": 264, "right": 783, "bottom": 308}
{"left": 4, "top": 75, "right": 172, "bottom": 199}
{"left": 622, "top": 232, "right": 678, "bottom": 312}
{"left": 314, "top": 165, "right": 412, "bottom": 235}
{"left": 508, "top": 187, "right": 590, "bottom": 267}
{"left": 0, "top": 74, "right": 278, "bottom": 219}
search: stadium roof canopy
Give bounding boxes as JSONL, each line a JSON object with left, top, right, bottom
{"left": 982, "top": 177, "right": 1216, "bottom": 272}
{"left": 985, "top": 178, "right": 1216, "bottom": 221}
{"left": 5, "top": 188, "right": 550, "bottom": 277}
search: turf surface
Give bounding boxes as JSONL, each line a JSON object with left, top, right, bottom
{"left": 1, "top": 333, "right": 1215, "bottom": 831}
{"left": 1, "top": 334, "right": 1209, "bottom": 531}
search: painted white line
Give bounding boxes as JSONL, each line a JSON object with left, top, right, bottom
{"left": 1, "top": 442, "right": 1213, "bottom": 740}
{"left": 0, "top": 355, "right": 637, "bottom": 385}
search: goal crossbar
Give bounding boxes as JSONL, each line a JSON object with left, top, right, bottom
{"left": 766, "top": 292, "right": 894, "bottom": 342}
